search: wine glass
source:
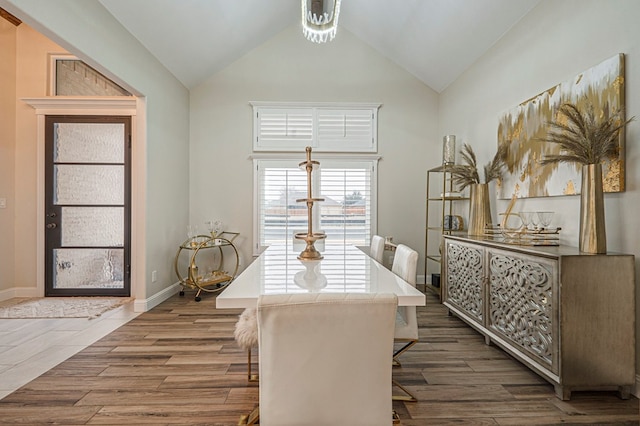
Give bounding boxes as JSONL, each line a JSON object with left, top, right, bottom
{"left": 500, "top": 213, "right": 522, "bottom": 242}
{"left": 187, "top": 224, "right": 199, "bottom": 247}
{"left": 519, "top": 212, "right": 534, "bottom": 231}
{"left": 530, "top": 212, "right": 540, "bottom": 230}
{"left": 206, "top": 219, "right": 224, "bottom": 237}
{"left": 537, "top": 211, "right": 554, "bottom": 229}
{"left": 205, "top": 220, "right": 214, "bottom": 236}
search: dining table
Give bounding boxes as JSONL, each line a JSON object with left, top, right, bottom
{"left": 216, "top": 243, "right": 426, "bottom": 309}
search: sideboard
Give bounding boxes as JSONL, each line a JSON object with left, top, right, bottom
{"left": 442, "top": 235, "right": 635, "bottom": 400}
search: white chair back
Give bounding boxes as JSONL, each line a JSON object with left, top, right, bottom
{"left": 391, "top": 244, "right": 418, "bottom": 286}
{"left": 391, "top": 244, "right": 419, "bottom": 381}
{"left": 370, "top": 235, "right": 386, "bottom": 264}
{"left": 257, "top": 293, "right": 397, "bottom": 426}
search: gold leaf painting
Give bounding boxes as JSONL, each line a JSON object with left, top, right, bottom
{"left": 497, "top": 54, "right": 625, "bottom": 199}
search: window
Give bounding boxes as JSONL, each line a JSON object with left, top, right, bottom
{"left": 253, "top": 158, "right": 377, "bottom": 254}
{"left": 254, "top": 108, "right": 314, "bottom": 151}
{"left": 49, "top": 55, "right": 130, "bottom": 96}
{"left": 316, "top": 109, "right": 375, "bottom": 151}
{"left": 251, "top": 102, "right": 380, "bottom": 152}
{"left": 318, "top": 163, "right": 373, "bottom": 245}
{"left": 252, "top": 102, "right": 381, "bottom": 254}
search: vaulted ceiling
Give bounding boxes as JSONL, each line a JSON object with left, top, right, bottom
{"left": 99, "top": 0, "right": 541, "bottom": 92}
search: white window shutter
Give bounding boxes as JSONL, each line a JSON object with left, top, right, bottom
{"left": 254, "top": 158, "right": 377, "bottom": 254}
{"left": 251, "top": 103, "right": 379, "bottom": 152}
{"left": 318, "top": 161, "right": 374, "bottom": 245}
{"left": 254, "top": 159, "right": 318, "bottom": 253}
{"left": 254, "top": 108, "right": 314, "bottom": 151}
{"left": 316, "top": 109, "right": 376, "bottom": 152}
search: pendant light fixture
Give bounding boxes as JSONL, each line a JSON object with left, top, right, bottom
{"left": 301, "top": 0, "right": 342, "bottom": 43}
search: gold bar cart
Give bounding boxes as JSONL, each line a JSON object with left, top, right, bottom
{"left": 174, "top": 231, "right": 240, "bottom": 301}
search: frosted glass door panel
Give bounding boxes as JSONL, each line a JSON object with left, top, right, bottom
{"left": 54, "top": 165, "right": 124, "bottom": 205}
{"left": 61, "top": 207, "right": 124, "bottom": 247}
{"left": 54, "top": 123, "right": 124, "bottom": 163}
{"left": 46, "top": 115, "right": 130, "bottom": 296}
{"left": 53, "top": 249, "right": 124, "bottom": 289}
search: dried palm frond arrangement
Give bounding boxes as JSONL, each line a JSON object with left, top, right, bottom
{"left": 449, "top": 143, "right": 509, "bottom": 191}
{"left": 539, "top": 102, "right": 634, "bottom": 166}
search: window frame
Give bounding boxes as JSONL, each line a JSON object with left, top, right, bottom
{"left": 251, "top": 101, "right": 381, "bottom": 153}
{"left": 252, "top": 154, "right": 379, "bottom": 255}
{"left": 48, "top": 54, "right": 130, "bottom": 97}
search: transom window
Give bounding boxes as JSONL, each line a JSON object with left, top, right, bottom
{"left": 251, "top": 102, "right": 380, "bottom": 152}
{"left": 50, "top": 55, "right": 130, "bottom": 96}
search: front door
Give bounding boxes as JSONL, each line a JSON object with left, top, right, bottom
{"left": 44, "top": 116, "right": 131, "bottom": 296}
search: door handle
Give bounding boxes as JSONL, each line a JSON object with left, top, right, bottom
{"left": 46, "top": 223, "right": 57, "bottom": 229}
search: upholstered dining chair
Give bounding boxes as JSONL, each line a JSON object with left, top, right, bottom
{"left": 234, "top": 308, "right": 258, "bottom": 382}
{"left": 391, "top": 243, "right": 419, "bottom": 402}
{"left": 244, "top": 293, "right": 398, "bottom": 426}
{"left": 370, "top": 234, "right": 386, "bottom": 264}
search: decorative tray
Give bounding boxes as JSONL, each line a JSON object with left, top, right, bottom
{"left": 484, "top": 225, "right": 561, "bottom": 246}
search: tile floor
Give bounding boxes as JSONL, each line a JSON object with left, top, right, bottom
{"left": 0, "top": 300, "right": 140, "bottom": 400}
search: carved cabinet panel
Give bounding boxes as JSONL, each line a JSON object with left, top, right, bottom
{"left": 486, "top": 249, "right": 557, "bottom": 373}
{"left": 444, "top": 241, "right": 484, "bottom": 325}
{"left": 442, "top": 236, "right": 635, "bottom": 401}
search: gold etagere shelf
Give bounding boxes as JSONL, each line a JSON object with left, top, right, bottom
{"left": 424, "top": 165, "right": 469, "bottom": 298}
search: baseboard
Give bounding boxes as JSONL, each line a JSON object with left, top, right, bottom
{"left": 133, "top": 282, "right": 181, "bottom": 312}
{"left": 417, "top": 274, "right": 426, "bottom": 285}
{"left": 0, "top": 287, "right": 40, "bottom": 301}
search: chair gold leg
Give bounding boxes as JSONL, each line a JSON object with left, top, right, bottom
{"left": 392, "top": 379, "right": 417, "bottom": 402}
{"left": 238, "top": 405, "right": 259, "bottom": 425}
{"left": 247, "top": 348, "right": 259, "bottom": 382}
{"left": 392, "top": 339, "right": 417, "bottom": 366}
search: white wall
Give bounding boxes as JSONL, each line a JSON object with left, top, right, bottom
{"left": 12, "top": 24, "right": 64, "bottom": 292}
{"left": 0, "top": 18, "right": 16, "bottom": 293}
{"left": 439, "top": 0, "right": 640, "bottom": 382}
{"left": 0, "top": 0, "right": 190, "bottom": 303}
{"left": 189, "top": 24, "right": 439, "bottom": 274}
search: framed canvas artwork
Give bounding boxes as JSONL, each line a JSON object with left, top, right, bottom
{"left": 497, "top": 54, "right": 625, "bottom": 199}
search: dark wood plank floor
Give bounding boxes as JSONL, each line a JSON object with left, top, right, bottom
{"left": 0, "top": 289, "right": 637, "bottom": 425}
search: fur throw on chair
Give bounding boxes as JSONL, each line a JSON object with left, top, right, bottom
{"left": 234, "top": 308, "right": 258, "bottom": 350}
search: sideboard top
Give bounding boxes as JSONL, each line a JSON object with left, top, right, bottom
{"left": 443, "top": 235, "right": 633, "bottom": 259}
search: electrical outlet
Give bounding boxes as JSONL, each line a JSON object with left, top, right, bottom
{"left": 0, "top": 198, "right": 6, "bottom": 209}
{"left": 151, "top": 270, "right": 157, "bottom": 283}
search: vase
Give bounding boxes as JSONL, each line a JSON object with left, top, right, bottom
{"left": 443, "top": 135, "right": 456, "bottom": 165}
{"left": 468, "top": 183, "right": 492, "bottom": 236}
{"left": 579, "top": 163, "right": 606, "bottom": 253}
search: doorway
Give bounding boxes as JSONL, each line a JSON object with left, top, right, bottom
{"left": 44, "top": 115, "right": 131, "bottom": 296}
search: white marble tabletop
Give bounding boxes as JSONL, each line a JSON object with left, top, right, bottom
{"left": 216, "top": 243, "right": 426, "bottom": 309}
